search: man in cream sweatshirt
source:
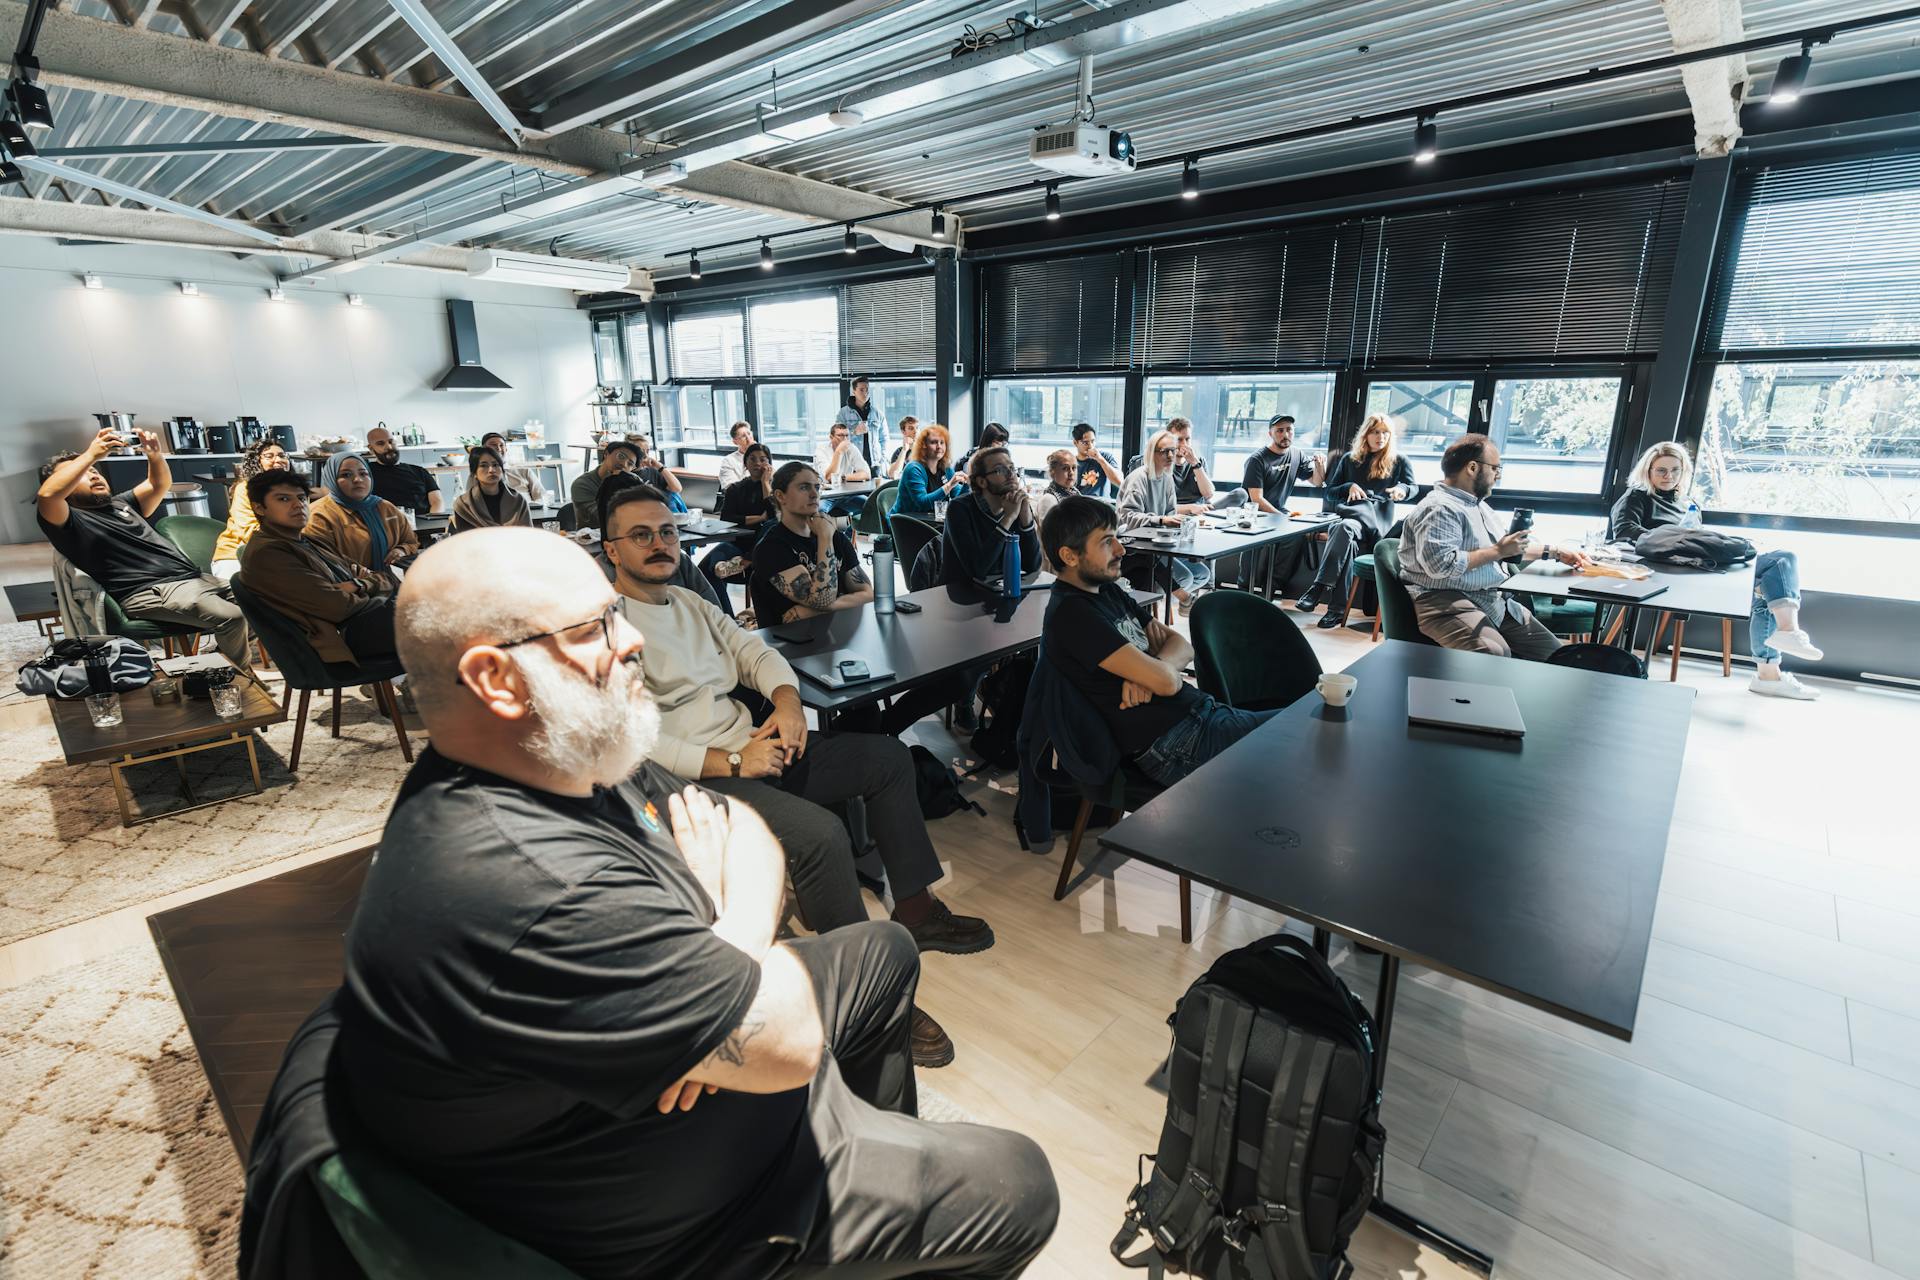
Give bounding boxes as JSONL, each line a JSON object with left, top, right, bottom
{"left": 603, "top": 483, "right": 994, "bottom": 1069}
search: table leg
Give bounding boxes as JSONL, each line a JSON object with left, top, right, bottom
{"left": 245, "top": 731, "right": 264, "bottom": 795}
{"left": 1368, "top": 951, "right": 1495, "bottom": 1275}
{"left": 111, "top": 757, "right": 133, "bottom": 827}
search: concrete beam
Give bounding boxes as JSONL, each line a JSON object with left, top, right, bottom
{"left": 1661, "top": 0, "right": 1749, "bottom": 156}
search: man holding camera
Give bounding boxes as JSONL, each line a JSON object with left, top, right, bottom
{"left": 1398, "top": 435, "right": 1588, "bottom": 660}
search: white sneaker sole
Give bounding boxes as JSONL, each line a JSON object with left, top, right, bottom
{"left": 1748, "top": 677, "right": 1819, "bottom": 701}
{"left": 1769, "top": 632, "right": 1824, "bottom": 662}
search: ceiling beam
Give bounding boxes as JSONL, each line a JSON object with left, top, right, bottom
{"left": 381, "top": 0, "right": 525, "bottom": 147}
{"left": 39, "top": 133, "right": 385, "bottom": 157}
{"left": 14, "top": 155, "right": 286, "bottom": 242}
{"left": 1661, "top": 0, "right": 1749, "bottom": 156}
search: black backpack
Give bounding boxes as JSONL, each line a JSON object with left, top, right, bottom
{"left": 1113, "top": 935, "right": 1383, "bottom": 1280}
{"left": 909, "top": 744, "right": 983, "bottom": 821}
{"left": 969, "top": 652, "right": 1035, "bottom": 770}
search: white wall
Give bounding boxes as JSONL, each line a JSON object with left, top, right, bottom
{"left": 0, "top": 236, "right": 598, "bottom": 543}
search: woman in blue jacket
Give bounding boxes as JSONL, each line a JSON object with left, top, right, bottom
{"left": 892, "top": 423, "right": 968, "bottom": 516}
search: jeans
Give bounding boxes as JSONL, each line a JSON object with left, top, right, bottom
{"left": 341, "top": 598, "right": 401, "bottom": 665}
{"left": 1135, "top": 696, "right": 1283, "bottom": 786}
{"left": 1749, "top": 548, "right": 1801, "bottom": 663}
{"left": 1168, "top": 555, "right": 1213, "bottom": 595}
{"left": 825, "top": 495, "right": 869, "bottom": 518}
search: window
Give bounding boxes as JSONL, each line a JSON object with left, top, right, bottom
{"left": 670, "top": 307, "right": 747, "bottom": 379}
{"left": 1143, "top": 374, "right": 1335, "bottom": 481}
{"left": 622, "top": 313, "right": 654, "bottom": 385}
{"left": 1696, "top": 360, "right": 1920, "bottom": 524}
{"left": 1363, "top": 378, "right": 1474, "bottom": 477}
{"left": 983, "top": 378, "right": 1126, "bottom": 473}
{"left": 592, "top": 316, "right": 624, "bottom": 389}
{"left": 756, "top": 383, "right": 841, "bottom": 456}
{"left": 661, "top": 385, "right": 747, "bottom": 452}
{"left": 1485, "top": 376, "right": 1620, "bottom": 494}
{"left": 873, "top": 380, "right": 936, "bottom": 435}
{"left": 750, "top": 295, "right": 840, "bottom": 377}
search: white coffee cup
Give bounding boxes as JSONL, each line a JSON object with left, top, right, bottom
{"left": 1316, "top": 672, "right": 1357, "bottom": 707}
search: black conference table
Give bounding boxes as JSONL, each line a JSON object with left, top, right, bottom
{"left": 1500, "top": 558, "right": 1757, "bottom": 676}
{"left": 1120, "top": 512, "right": 1325, "bottom": 618}
{"left": 1097, "top": 640, "right": 1696, "bottom": 1273}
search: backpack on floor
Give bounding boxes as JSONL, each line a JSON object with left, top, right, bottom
{"left": 1113, "top": 934, "right": 1384, "bottom": 1280}
{"left": 909, "top": 744, "right": 983, "bottom": 822}
{"left": 969, "top": 653, "right": 1035, "bottom": 770}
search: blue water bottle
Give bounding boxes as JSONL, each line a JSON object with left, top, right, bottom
{"left": 1002, "top": 531, "right": 1022, "bottom": 600}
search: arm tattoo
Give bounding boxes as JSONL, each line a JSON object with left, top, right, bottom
{"left": 705, "top": 1014, "right": 766, "bottom": 1069}
{"left": 843, "top": 563, "right": 871, "bottom": 591}
{"left": 775, "top": 560, "right": 841, "bottom": 610}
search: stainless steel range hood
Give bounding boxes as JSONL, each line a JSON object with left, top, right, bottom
{"left": 435, "top": 299, "right": 511, "bottom": 392}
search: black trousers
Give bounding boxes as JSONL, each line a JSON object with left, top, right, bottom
{"left": 1308, "top": 517, "right": 1366, "bottom": 600}
{"left": 707, "top": 733, "right": 945, "bottom": 928}
{"left": 342, "top": 598, "right": 401, "bottom": 666}
{"left": 769, "top": 922, "right": 1059, "bottom": 1279}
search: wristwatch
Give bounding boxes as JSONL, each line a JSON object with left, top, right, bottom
{"left": 727, "top": 751, "right": 742, "bottom": 777}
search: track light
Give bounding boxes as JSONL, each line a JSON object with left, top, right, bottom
{"left": 844, "top": 224, "right": 858, "bottom": 255}
{"left": 931, "top": 207, "right": 947, "bottom": 239}
{"left": 1412, "top": 115, "right": 1438, "bottom": 163}
{"left": 83, "top": 273, "right": 103, "bottom": 290}
{"left": 759, "top": 238, "right": 774, "bottom": 270}
{"left": 347, "top": 293, "right": 365, "bottom": 307}
{"left": 267, "top": 284, "right": 286, "bottom": 301}
{"left": 1770, "top": 42, "right": 1813, "bottom": 105}
{"left": 0, "top": 117, "right": 34, "bottom": 158}
{"left": 689, "top": 249, "right": 702, "bottom": 279}
{"left": 179, "top": 281, "right": 199, "bottom": 296}
{"left": 6, "top": 71, "right": 54, "bottom": 133}
{"left": 1181, "top": 158, "right": 1200, "bottom": 199}
{"left": 1045, "top": 184, "right": 1061, "bottom": 221}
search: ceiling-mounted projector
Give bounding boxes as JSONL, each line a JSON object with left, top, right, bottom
{"left": 468, "top": 250, "right": 632, "bottom": 292}
{"left": 1029, "top": 121, "right": 1134, "bottom": 176}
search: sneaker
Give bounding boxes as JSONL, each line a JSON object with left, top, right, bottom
{"left": 1769, "top": 629, "right": 1824, "bottom": 662}
{"left": 1295, "top": 584, "right": 1326, "bottom": 613}
{"left": 1749, "top": 672, "right": 1820, "bottom": 700}
{"left": 1177, "top": 594, "right": 1196, "bottom": 616}
{"left": 902, "top": 899, "right": 995, "bottom": 955}
{"left": 911, "top": 1006, "right": 955, "bottom": 1068}
{"left": 1316, "top": 612, "right": 1348, "bottom": 630}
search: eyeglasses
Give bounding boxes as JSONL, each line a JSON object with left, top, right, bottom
{"left": 1477, "top": 461, "right": 1504, "bottom": 476}
{"left": 605, "top": 524, "right": 681, "bottom": 548}
{"left": 1153, "top": 447, "right": 1176, "bottom": 456}
{"left": 492, "top": 600, "right": 619, "bottom": 656}
{"left": 980, "top": 464, "right": 1015, "bottom": 478}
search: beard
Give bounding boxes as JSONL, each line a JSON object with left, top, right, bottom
{"left": 515, "top": 645, "right": 660, "bottom": 789}
{"left": 68, "top": 490, "right": 112, "bottom": 510}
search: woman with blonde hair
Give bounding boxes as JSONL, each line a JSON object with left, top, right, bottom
{"left": 892, "top": 423, "right": 967, "bottom": 516}
{"left": 1610, "top": 441, "right": 1822, "bottom": 699}
{"left": 1297, "top": 413, "right": 1419, "bottom": 628}
{"left": 1118, "top": 429, "right": 1212, "bottom": 614}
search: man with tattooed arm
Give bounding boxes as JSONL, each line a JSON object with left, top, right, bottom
{"left": 750, "top": 461, "right": 874, "bottom": 626}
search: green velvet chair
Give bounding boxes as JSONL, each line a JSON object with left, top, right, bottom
{"left": 312, "top": 1144, "right": 585, "bottom": 1280}
{"left": 156, "top": 514, "right": 226, "bottom": 573}
{"left": 1370, "top": 540, "right": 1436, "bottom": 646}
{"left": 1343, "top": 551, "right": 1380, "bottom": 642}
{"left": 853, "top": 480, "right": 898, "bottom": 537}
{"left": 1190, "top": 589, "right": 1323, "bottom": 712}
{"left": 1517, "top": 593, "right": 1599, "bottom": 643}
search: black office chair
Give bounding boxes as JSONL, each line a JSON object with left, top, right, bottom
{"left": 1548, "top": 642, "right": 1647, "bottom": 680}
{"left": 890, "top": 516, "right": 940, "bottom": 589}
{"left": 1190, "top": 589, "right": 1323, "bottom": 711}
{"left": 1035, "top": 736, "right": 1199, "bottom": 942}
{"left": 556, "top": 502, "right": 579, "bottom": 533}
{"left": 230, "top": 579, "right": 412, "bottom": 771}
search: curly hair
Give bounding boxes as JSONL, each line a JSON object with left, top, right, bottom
{"left": 910, "top": 424, "right": 952, "bottom": 466}
{"left": 237, "top": 438, "right": 292, "bottom": 482}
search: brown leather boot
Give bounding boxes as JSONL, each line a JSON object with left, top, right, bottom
{"left": 911, "top": 1006, "right": 955, "bottom": 1068}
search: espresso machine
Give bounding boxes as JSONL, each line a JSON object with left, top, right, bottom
{"left": 236, "top": 417, "right": 270, "bottom": 448}
{"left": 206, "top": 420, "right": 239, "bottom": 453}
{"left": 167, "top": 416, "right": 208, "bottom": 454}
{"left": 91, "top": 412, "right": 140, "bottom": 452}
{"left": 270, "top": 424, "right": 298, "bottom": 452}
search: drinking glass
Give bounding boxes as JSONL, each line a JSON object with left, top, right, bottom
{"left": 86, "top": 692, "right": 123, "bottom": 728}
{"left": 934, "top": 500, "right": 949, "bottom": 522}
{"left": 210, "top": 683, "right": 245, "bottom": 719}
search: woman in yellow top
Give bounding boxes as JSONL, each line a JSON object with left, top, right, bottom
{"left": 211, "top": 439, "right": 293, "bottom": 580}
{"left": 305, "top": 452, "right": 420, "bottom": 582}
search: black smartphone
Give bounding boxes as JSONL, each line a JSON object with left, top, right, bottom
{"left": 894, "top": 600, "right": 923, "bottom": 613}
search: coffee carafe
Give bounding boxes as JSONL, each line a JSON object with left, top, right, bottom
{"left": 168, "top": 417, "right": 207, "bottom": 454}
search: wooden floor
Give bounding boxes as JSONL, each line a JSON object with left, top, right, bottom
{"left": 5, "top": 548, "right": 1919, "bottom": 1278}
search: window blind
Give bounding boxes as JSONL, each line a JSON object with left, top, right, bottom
{"left": 668, "top": 304, "right": 747, "bottom": 380}
{"left": 1144, "top": 223, "right": 1363, "bottom": 366}
{"left": 982, "top": 252, "right": 1130, "bottom": 372}
{"left": 748, "top": 295, "right": 841, "bottom": 376}
{"left": 1706, "top": 149, "right": 1920, "bottom": 353}
{"left": 841, "top": 273, "right": 937, "bottom": 373}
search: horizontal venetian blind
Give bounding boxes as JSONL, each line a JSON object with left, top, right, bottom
{"left": 841, "top": 273, "right": 937, "bottom": 373}
{"left": 668, "top": 304, "right": 747, "bottom": 379}
{"left": 1144, "top": 222, "right": 1363, "bottom": 366}
{"left": 982, "top": 252, "right": 1130, "bottom": 372}
{"left": 1705, "top": 149, "right": 1920, "bottom": 353}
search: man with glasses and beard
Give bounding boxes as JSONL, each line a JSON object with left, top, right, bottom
{"left": 1399, "top": 434, "right": 1589, "bottom": 659}
{"left": 939, "top": 446, "right": 1041, "bottom": 588}
{"left": 317, "top": 528, "right": 1056, "bottom": 1280}
{"left": 602, "top": 485, "right": 993, "bottom": 1070}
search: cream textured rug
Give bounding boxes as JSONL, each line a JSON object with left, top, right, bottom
{"left": 0, "top": 944, "right": 241, "bottom": 1279}
{"left": 0, "top": 944, "right": 973, "bottom": 1278}
{"left": 0, "top": 688, "right": 413, "bottom": 946}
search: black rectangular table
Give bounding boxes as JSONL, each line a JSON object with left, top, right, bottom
{"left": 6, "top": 580, "right": 59, "bottom": 634}
{"left": 1097, "top": 640, "right": 1695, "bottom": 1272}
{"left": 1119, "top": 513, "right": 1323, "bottom": 617}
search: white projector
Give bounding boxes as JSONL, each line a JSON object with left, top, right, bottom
{"left": 1029, "top": 121, "right": 1136, "bottom": 177}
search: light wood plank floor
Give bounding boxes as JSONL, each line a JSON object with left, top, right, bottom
{"left": 4, "top": 563, "right": 1918, "bottom": 1279}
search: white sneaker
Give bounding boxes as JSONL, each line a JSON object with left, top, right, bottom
{"left": 1749, "top": 673, "right": 1820, "bottom": 700}
{"left": 1769, "top": 629, "right": 1823, "bottom": 661}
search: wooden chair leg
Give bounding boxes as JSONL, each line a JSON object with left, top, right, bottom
{"left": 330, "top": 687, "right": 342, "bottom": 738}
{"left": 1179, "top": 875, "right": 1192, "bottom": 945}
{"left": 1602, "top": 608, "right": 1630, "bottom": 646}
{"left": 1054, "top": 797, "right": 1095, "bottom": 901}
{"left": 1721, "top": 618, "right": 1733, "bottom": 677}
{"left": 377, "top": 680, "right": 413, "bottom": 761}
{"left": 289, "top": 689, "right": 312, "bottom": 771}
{"left": 1669, "top": 617, "right": 1686, "bottom": 682}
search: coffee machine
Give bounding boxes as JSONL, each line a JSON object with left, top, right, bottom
{"left": 270, "top": 424, "right": 298, "bottom": 452}
{"left": 167, "top": 417, "right": 208, "bottom": 454}
{"left": 206, "top": 420, "right": 239, "bottom": 453}
{"left": 236, "top": 417, "right": 270, "bottom": 448}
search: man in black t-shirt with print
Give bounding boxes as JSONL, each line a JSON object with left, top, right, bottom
{"left": 36, "top": 426, "right": 259, "bottom": 683}
{"left": 1041, "top": 496, "right": 1282, "bottom": 786}
{"left": 275, "top": 528, "right": 1055, "bottom": 1280}
{"left": 749, "top": 460, "right": 874, "bottom": 627}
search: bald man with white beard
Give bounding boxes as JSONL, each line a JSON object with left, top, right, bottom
{"left": 304, "top": 529, "right": 1056, "bottom": 1280}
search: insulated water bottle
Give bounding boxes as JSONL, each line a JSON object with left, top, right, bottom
{"left": 873, "top": 536, "right": 895, "bottom": 614}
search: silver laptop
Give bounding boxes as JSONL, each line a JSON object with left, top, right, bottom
{"left": 1568, "top": 576, "right": 1668, "bottom": 602}
{"left": 1406, "top": 677, "right": 1527, "bottom": 738}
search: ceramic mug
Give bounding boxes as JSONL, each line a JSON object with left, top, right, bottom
{"left": 1316, "top": 672, "right": 1357, "bottom": 707}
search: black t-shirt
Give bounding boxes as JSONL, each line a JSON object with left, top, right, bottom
{"left": 367, "top": 458, "right": 437, "bottom": 514}
{"left": 1044, "top": 582, "right": 1201, "bottom": 755}
{"left": 720, "top": 477, "right": 776, "bottom": 548}
{"left": 336, "top": 750, "right": 814, "bottom": 1280}
{"left": 37, "top": 491, "right": 200, "bottom": 601}
{"left": 1072, "top": 449, "right": 1120, "bottom": 496}
{"left": 750, "top": 521, "right": 863, "bottom": 626}
{"left": 1243, "top": 447, "right": 1311, "bottom": 508}
{"left": 1171, "top": 461, "right": 1206, "bottom": 505}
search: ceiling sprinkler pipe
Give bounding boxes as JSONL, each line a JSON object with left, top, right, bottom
{"left": 1077, "top": 54, "right": 1095, "bottom": 122}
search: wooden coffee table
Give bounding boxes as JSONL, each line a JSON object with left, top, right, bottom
{"left": 48, "top": 677, "right": 286, "bottom": 826}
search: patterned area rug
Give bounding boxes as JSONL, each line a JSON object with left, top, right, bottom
{"left": 0, "top": 944, "right": 974, "bottom": 1278}
{"left": 0, "top": 688, "right": 414, "bottom": 946}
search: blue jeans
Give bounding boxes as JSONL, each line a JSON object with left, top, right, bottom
{"left": 1749, "top": 548, "right": 1801, "bottom": 663}
{"left": 1135, "top": 696, "right": 1282, "bottom": 787}
{"left": 1169, "top": 555, "right": 1213, "bottom": 595}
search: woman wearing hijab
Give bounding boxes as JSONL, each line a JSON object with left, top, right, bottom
{"left": 451, "top": 445, "right": 533, "bottom": 532}
{"left": 305, "top": 451, "right": 419, "bottom": 580}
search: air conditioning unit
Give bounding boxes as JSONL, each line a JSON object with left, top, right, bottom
{"left": 1029, "top": 120, "right": 1135, "bottom": 177}
{"left": 467, "top": 250, "right": 633, "bottom": 292}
